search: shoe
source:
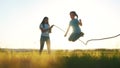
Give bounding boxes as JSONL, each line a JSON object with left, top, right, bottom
{"left": 80, "top": 32, "right": 84, "bottom": 37}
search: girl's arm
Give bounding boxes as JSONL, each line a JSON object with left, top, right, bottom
{"left": 50, "top": 25, "right": 54, "bottom": 29}
{"left": 40, "top": 25, "right": 54, "bottom": 33}
{"left": 79, "top": 19, "right": 82, "bottom": 26}
{"left": 40, "top": 28, "right": 47, "bottom": 32}
{"left": 49, "top": 25, "right": 54, "bottom": 33}
{"left": 64, "top": 25, "right": 70, "bottom": 37}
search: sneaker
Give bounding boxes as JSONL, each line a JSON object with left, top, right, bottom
{"left": 80, "top": 32, "right": 84, "bottom": 37}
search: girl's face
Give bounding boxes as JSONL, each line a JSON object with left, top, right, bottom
{"left": 44, "top": 18, "right": 48, "bottom": 23}
{"left": 70, "top": 13, "right": 75, "bottom": 19}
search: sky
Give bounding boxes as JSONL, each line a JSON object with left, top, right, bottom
{"left": 0, "top": 0, "right": 120, "bottom": 50}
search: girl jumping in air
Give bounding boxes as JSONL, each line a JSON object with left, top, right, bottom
{"left": 64, "top": 11, "right": 84, "bottom": 42}
{"left": 39, "top": 17, "right": 54, "bottom": 54}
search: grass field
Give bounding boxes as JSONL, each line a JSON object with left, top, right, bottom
{"left": 0, "top": 49, "right": 120, "bottom": 68}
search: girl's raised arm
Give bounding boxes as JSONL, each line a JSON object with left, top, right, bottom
{"left": 79, "top": 19, "right": 82, "bottom": 26}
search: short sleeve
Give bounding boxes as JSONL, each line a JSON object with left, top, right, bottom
{"left": 39, "top": 24, "right": 43, "bottom": 29}
{"left": 75, "top": 19, "right": 79, "bottom": 24}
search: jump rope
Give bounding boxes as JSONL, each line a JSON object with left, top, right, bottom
{"left": 53, "top": 25, "right": 120, "bottom": 45}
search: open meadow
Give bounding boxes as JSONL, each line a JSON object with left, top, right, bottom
{"left": 0, "top": 49, "right": 120, "bottom": 68}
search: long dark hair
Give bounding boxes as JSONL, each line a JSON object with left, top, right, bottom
{"left": 40, "top": 17, "right": 49, "bottom": 28}
{"left": 70, "top": 11, "right": 78, "bottom": 18}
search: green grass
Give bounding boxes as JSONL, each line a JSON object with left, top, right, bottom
{"left": 0, "top": 49, "right": 120, "bottom": 68}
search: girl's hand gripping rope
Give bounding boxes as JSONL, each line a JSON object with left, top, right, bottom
{"left": 49, "top": 25, "right": 54, "bottom": 33}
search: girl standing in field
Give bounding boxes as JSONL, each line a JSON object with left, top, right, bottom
{"left": 64, "top": 11, "right": 84, "bottom": 42}
{"left": 39, "top": 17, "right": 54, "bottom": 54}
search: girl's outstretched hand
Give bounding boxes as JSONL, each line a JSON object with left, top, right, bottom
{"left": 64, "top": 34, "right": 67, "bottom": 37}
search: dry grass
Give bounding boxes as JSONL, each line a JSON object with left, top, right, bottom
{"left": 0, "top": 49, "right": 120, "bottom": 68}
